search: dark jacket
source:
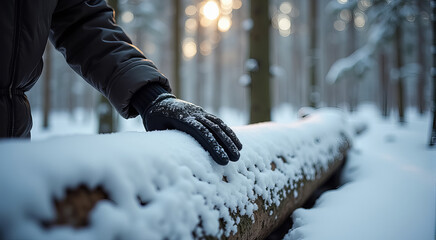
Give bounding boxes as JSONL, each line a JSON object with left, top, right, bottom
{"left": 0, "top": 0, "right": 170, "bottom": 138}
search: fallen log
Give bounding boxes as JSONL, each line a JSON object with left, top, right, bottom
{"left": 0, "top": 109, "right": 352, "bottom": 240}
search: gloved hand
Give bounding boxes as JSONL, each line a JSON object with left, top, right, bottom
{"left": 131, "top": 84, "right": 242, "bottom": 165}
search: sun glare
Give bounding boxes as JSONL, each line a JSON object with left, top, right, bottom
{"left": 218, "top": 15, "right": 232, "bottom": 32}
{"left": 202, "top": 1, "right": 220, "bottom": 21}
{"left": 183, "top": 38, "right": 197, "bottom": 59}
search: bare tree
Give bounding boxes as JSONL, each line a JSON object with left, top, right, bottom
{"left": 248, "top": 0, "right": 271, "bottom": 123}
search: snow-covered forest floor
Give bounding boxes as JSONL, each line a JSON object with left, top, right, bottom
{"left": 286, "top": 105, "right": 435, "bottom": 240}
{"left": 29, "top": 104, "right": 435, "bottom": 239}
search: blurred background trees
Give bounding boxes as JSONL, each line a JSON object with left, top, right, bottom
{"left": 30, "top": 0, "right": 434, "bottom": 136}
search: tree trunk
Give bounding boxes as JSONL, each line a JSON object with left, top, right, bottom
{"left": 347, "top": 12, "right": 357, "bottom": 112}
{"left": 212, "top": 30, "right": 222, "bottom": 113}
{"left": 379, "top": 51, "right": 389, "bottom": 118}
{"left": 395, "top": 23, "right": 405, "bottom": 124}
{"left": 42, "top": 42, "right": 52, "bottom": 129}
{"left": 30, "top": 111, "right": 351, "bottom": 240}
{"left": 291, "top": 3, "right": 303, "bottom": 109}
{"left": 98, "top": 0, "right": 119, "bottom": 134}
{"left": 249, "top": 0, "right": 271, "bottom": 124}
{"left": 67, "top": 69, "right": 75, "bottom": 117}
{"left": 417, "top": 0, "right": 427, "bottom": 115}
{"left": 308, "top": 0, "right": 318, "bottom": 108}
{"left": 196, "top": 5, "right": 205, "bottom": 107}
{"left": 172, "top": 0, "right": 181, "bottom": 97}
{"left": 430, "top": 0, "right": 436, "bottom": 146}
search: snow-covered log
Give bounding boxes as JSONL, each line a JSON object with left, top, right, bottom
{"left": 0, "top": 109, "right": 352, "bottom": 240}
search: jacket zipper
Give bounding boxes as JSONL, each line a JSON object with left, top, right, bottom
{"left": 8, "top": 0, "right": 21, "bottom": 137}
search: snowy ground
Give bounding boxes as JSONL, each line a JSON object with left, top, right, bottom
{"left": 285, "top": 105, "right": 436, "bottom": 240}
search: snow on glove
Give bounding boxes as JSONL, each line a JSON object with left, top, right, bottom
{"left": 132, "top": 85, "right": 242, "bottom": 165}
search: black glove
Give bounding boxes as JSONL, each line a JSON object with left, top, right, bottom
{"left": 131, "top": 84, "right": 242, "bottom": 165}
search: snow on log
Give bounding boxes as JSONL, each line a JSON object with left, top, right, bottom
{"left": 0, "top": 109, "right": 352, "bottom": 240}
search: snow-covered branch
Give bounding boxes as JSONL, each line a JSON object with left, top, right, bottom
{"left": 326, "top": 0, "right": 417, "bottom": 84}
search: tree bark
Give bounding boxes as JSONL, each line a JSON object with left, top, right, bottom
{"left": 249, "top": 0, "right": 271, "bottom": 123}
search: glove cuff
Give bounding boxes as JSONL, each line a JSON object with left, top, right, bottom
{"left": 131, "top": 83, "right": 170, "bottom": 117}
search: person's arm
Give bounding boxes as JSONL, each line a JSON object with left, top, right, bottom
{"left": 49, "top": 0, "right": 169, "bottom": 118}
{"left": 50, "top": 0, "right": 242, "bottom": 165}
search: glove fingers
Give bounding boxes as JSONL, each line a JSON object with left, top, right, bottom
{"left": 205, "top": 114, "right": 243, "bottom": 151}
{"left": 181, "top": 119, "right": 230, "bottom": 165}
{"left": 197, "top": 117, "right": 240, "bottom": 162}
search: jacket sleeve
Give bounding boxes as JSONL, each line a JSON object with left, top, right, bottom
{"left": 49, "top": 0, "right": 171, "bottom": 118}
